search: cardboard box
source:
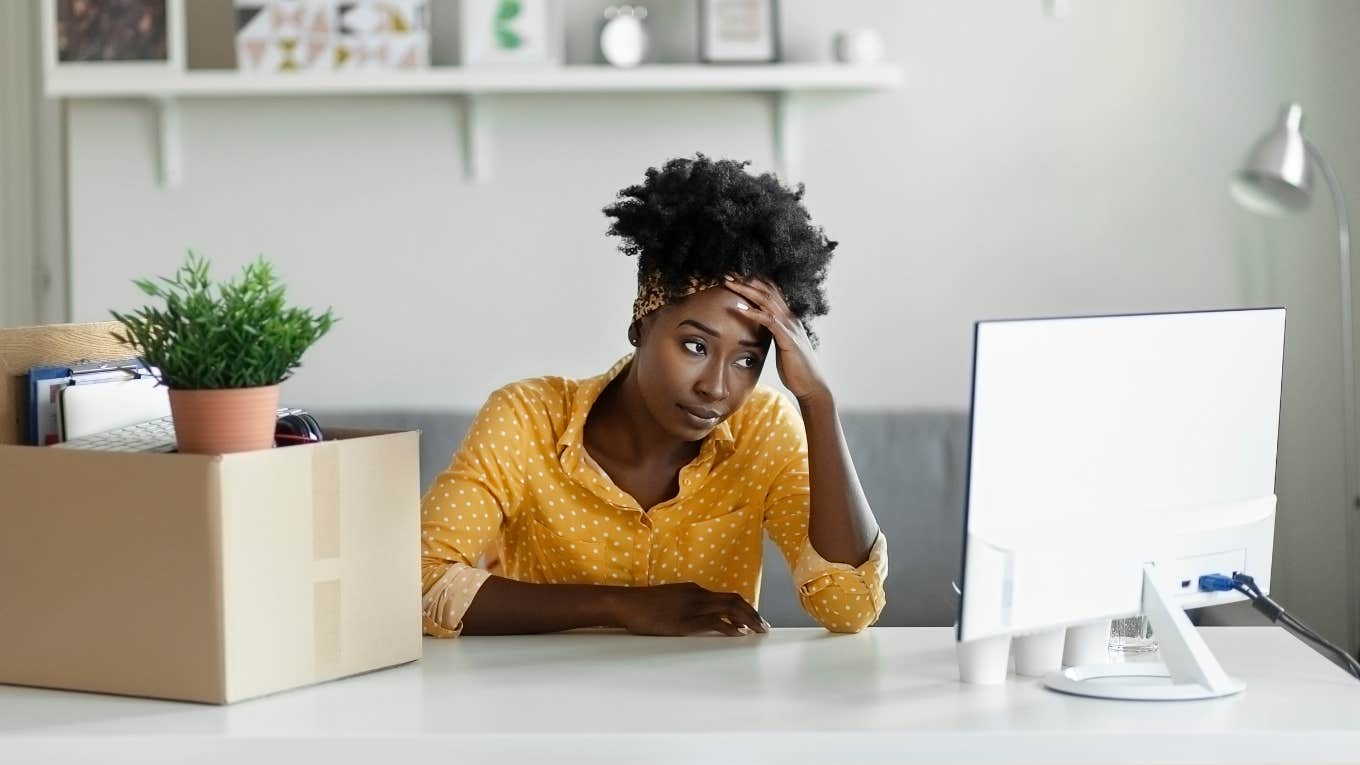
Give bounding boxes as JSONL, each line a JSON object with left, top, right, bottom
{"left": 0, "top": 323, "right": 421, "bottom": 703}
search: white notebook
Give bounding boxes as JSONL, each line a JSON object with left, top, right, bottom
{"left": 60, "top": 377, "right": 171, "bottom": 440}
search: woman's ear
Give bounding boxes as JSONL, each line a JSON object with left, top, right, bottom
{"left": 630, "top": 315, "right": 658, "bottom": 347}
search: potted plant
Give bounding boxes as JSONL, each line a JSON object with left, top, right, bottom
{"left": 111, "top": 252, "right": 336, "bottom": 455}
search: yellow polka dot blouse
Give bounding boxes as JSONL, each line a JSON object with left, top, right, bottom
{"left": 421, "top": 354, "right": 888, "bottom": 637}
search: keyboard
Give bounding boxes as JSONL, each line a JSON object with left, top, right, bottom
{"left": 53, "top": 408, "right": 304, "bottom": 453}
{"left": 53, "top": 415, "right": 178, "bottom": 452}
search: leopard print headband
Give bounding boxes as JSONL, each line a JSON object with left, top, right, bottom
{"left": 631, "top": 272, "right": 724, "bottom": 322}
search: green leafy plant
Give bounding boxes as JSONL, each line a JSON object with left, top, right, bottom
{"left": 111, "top": 252, "right": 337, "bottom": 390}
{"left": 494, "top": 0, "right": 523, "bottom": 49}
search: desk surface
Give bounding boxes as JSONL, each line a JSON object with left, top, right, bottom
{"left": 2, "top": 627, "right": 1358, "bottom": 764}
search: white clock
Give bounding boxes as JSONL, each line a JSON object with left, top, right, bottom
{"left": 600, "top": 6, "right": 649, "bottom": 68}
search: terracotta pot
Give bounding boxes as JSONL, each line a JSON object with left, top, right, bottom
{"left": 168, "top": 385, "right": 279, "bottom": 454}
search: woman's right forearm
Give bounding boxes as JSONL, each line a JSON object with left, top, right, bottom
{"left": 458, "top": 575, "right": 629, "bottom": 635}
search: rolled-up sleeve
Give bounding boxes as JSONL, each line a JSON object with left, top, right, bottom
{"left": 421, "top": 386, "right": 528, "bottom": 637}
{"left": 789, "top": 530, "right": 888, "bottom": 632}
{"left": 760, "top": 399, "right": 888, "bottom": 633}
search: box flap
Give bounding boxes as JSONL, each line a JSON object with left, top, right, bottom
{"left": 0, "top": 322, "right": 132, "bottom": 445}
{"left": 321, "top": 427, "right": 413, "bottom": 441}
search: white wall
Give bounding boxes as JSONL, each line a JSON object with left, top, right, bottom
{"left": 1, "top": 0, "right": 68, "bottom": 327}
{"left": 0, "top": 0, "right": 39, "bottom": 327}
{"left": 60, "top": 1, "right": 1360, "bottom": 648}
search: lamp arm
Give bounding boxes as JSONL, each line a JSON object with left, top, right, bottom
{"left": 1310, "top": 142, "right": 1356, "bottom": 503}
{"left": 1307, "top": 140, "right": 1358, "bottom": 655}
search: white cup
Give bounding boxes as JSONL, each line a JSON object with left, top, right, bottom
{"left": 1063, "top": 620, "right": 1112, "bottom": 667}
{"left": 833, "top": 29, "right": 885, "bottom": 64}
{"left": 1012, "top": 629, "right": 1066, "bottom": 677}
{"left": 957, "top": 634, "right": 1011, "bottom": 684}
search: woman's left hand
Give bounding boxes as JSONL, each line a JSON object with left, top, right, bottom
{"left": 723, "top": 274, "right": 830, "bottom": 404}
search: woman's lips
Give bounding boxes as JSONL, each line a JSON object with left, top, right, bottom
{"left": 677, "top": 404, "right": 720, "bottom": 426}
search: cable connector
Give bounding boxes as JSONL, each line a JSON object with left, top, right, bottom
{"left": 1198, "top": 573, "right": 1235, "bottom": 592}
{"left": 1231, "top": 572, "right": 1285, "bottom": 622}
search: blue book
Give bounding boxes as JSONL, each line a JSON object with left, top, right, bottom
{"left": 26, "top": 365, "right": 69, "bottom": 446}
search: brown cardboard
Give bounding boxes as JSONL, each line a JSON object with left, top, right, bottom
{"left": 0, "top": 324, "right": 421, "bottom": 703}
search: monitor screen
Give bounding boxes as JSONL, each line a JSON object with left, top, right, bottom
{"left": 957, "top": 308, "right": 1285, "bottom": 642}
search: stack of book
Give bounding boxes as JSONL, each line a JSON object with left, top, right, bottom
{"left": 25, "top": 359, "right": 168, "bottom": 446}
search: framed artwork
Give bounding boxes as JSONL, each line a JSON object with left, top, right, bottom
{"left": 461, "top": 0, "right": 562, "bottom": 66}
{"left": 699, "top": 0, "right": 779, "bottom": 63}
{"left": 41, "top": 0, "right": 185, "bottom": 77}
{"left": 233, "top": 1, "right": 431, "bottom": 72}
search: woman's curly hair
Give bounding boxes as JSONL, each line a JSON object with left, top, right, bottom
{"left": 603, "top": 155, "right": 836, "bottom": 345}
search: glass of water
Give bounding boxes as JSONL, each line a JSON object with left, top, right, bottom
{"left": 1108, "top": 614, "right": 1157, "bottom": 653}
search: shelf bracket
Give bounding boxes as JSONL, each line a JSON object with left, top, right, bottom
{"left": 771, "top": 91, "right": 800, "bottom": 184}
{"left": 154, "top": 96, "right": 183, "bottom": 189}
{"left": 461, "top": 94, "right": 489, "bottom": 183}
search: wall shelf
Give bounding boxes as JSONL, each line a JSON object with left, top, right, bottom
{"left": 44, "top": 64, "right": 903, "bottom": 185}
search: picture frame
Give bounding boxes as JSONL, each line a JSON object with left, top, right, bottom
{"left": 41, "top": 0, "right": 186, "bottom": 80}
{"left": 460, "top": 0, "right": 562, "bottom": 66}
{"left": 233, "top": 0, "right": 431, "bottom": 73}
{"left": 699, "top": 0, "right": 779, "bottom": 64}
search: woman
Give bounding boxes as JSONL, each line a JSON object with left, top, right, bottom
{"left": 422, "top": 156, "right": 886, "bottom": 637}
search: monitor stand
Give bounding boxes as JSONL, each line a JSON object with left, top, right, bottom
{"left": 1043, "top": 563, "right": 1246, "bottom": 700}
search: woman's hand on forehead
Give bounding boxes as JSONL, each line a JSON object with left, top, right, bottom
{"left": 721, "top": 275, "right": 829, "bottom": 404}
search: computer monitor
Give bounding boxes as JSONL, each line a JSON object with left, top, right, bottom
{"left": 956, "top": 308, "right": 1286, "bottom": 700}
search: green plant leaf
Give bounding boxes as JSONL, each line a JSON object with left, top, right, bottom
{"left": 494, "top": 0, "right": 522, "bottom": 49}
{"left": 108, "top": 251, "right": 337, "bottom": 390}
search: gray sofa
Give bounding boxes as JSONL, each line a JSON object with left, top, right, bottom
{"left": 323, "top": 410, "right": 971, "bottom": 628}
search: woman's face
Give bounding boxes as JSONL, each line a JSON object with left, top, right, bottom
{"left": 633, "top": 285, "right": 773, "bottom": 441}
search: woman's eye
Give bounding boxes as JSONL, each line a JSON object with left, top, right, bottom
{"left": 737, "top": 356, "right": 758, "bottom": 369}
{"left": 683, "top": 340, "right": 705, "bottom": 355}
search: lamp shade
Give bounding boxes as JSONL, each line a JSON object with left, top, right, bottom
{"left": 1231, "top": 103, "right": 1314, "bottom": 216}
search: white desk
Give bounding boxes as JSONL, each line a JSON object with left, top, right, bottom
{"left": 1, "top": 627, "right": 1357, "bottom": 764}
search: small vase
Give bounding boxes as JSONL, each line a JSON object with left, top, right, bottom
{"left": 168, "top": 385, "right": 280, "bottom": 454}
